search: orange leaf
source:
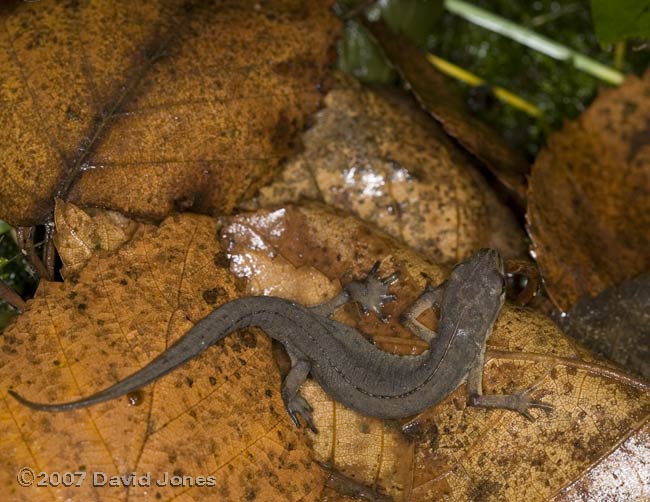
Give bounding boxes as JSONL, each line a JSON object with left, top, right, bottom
{"left": 528, "top": 71, "right": 650, "bottom": 310}
{"left": 1, "top": 203, "right": 648, "bottom": 500}
{"left": 0, "top": 0, "right": 340, "bottom": 226}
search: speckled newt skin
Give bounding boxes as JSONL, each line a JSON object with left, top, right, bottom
{"left": 10, "top": 249, "right": 551, "bottom": 431}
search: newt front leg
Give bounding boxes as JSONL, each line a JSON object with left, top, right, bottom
{"left": 399, "top": 269, "right": 553, "bottom": 421}
{"left": 309, "top": 261, "right": 399, "bottom": 320}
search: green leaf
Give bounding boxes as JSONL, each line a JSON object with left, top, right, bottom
{"left": 337, "top": 0, "right": 443, "bottom": 84}
{"left": 338, "top": 21, "right": 396, "bottom": 83}
{"left": 381, "top": 0, "right": 444, "bottom": 46}
{"left": 591, "top": 0, "right": 650, "bottom": 45}
{"left": 0, "top": 307, "right": 17, "bottom": 331}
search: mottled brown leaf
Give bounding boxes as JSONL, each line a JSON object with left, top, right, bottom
{"left": 364, "top": 20, "right": 529, "bottom": 203}
{"left": 1, "top": 210, "right": 325, "bottom": 501}
{"left": 0, "top": 0, "right": 339, "bottom": 226}
{"left": 244, "top": 75, "right": 526, "bottom": 264}
{"left": 1, "top": 203, "right": 648, "bottom": 501}
{"left": 222, "top": 204, "right": 650, "bottom": 502}
{"left": 528, "top": 71, "right": 650, "bottom": 311}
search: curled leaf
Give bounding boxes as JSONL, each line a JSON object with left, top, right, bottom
{"left": 53, "top": 198, "right": 138, "bottom": 277}
{"left": 245, "top": 76, "right": 526, "bottom": 264}
{"left": 528, "top": 71, "right": 650, "bottom": 311}
{"left": 364, "top": 20, "right": 530, "bottom": 203}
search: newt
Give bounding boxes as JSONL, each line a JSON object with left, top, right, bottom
{"left": 9, "top": 249, "right": 551, "bottom": 431}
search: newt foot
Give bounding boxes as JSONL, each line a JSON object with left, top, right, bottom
{"left": 345, "top": 262, "right": 399, "bottom": 321}
{"left": 469, "top": 390, "right": 554, "bottom": 421}
{"left": 513, "top": 392, "right": 554, "bottom": 421}
{"left": 285, "top": 394, "right": 318, "bottom": 433}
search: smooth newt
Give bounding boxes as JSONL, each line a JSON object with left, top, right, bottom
{"left": 9, "top": 249, "right": 551, "bottom": 430}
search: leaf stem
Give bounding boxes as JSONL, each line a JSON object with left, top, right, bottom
{"left": 0, "top": 279, "right": 26, "bottom": 312}
{"left": 444, "top": 0, "right": 624, "bottom": 85}
{"left": 15, "top": 227, "right": 52, "bottom": 281}
{"left": 486, "top": 349, "right": 649, "bottom": 391}
{"left": 426, "top": 53, "right": 543, "bottom": 118}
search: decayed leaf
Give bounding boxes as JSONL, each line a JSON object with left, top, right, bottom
{"left": 0, "top": 0, "right": 340, "bottom": 226}
{"left": 558, "top": 273, "right": 650, "bottom": 380}
{"left": 2, "top": 203, "right": 648, "bottom": 501}
{"left": 221, "top": 204, "right": 445, "bottom": 502}
{"left": 528, "top": 71, "right": 650, "bottom": 311}
{"left": 1, "top": 211, "right": 325, "bottom": 501}
{"left": 244, "top": 75, "right": 526, "bottom": 264}
{"left": 552, "top": 421, "right": 650, "bottom": 500}
{"left": 53, "top": 198, "right": 139, "bottom": 278}
{"left": 221, "top": 204, "right": 650, "bottom": 501}
{"left": 364, "top": 20, "right": 529, "bottom": 203}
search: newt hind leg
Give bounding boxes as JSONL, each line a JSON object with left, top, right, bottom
{"left": 467, "top": 344, "right": 553, "bottom": 420}
{"left": 281, "top": 359, "right": 317, "bottom": 432}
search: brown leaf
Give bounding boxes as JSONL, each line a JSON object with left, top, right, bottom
{"left": 364, "top": 20, "right": 529, "bottom": 203}
{"left": 1, "top": 210, "right": 325, "bottom": 501}
{"left": 222, "top": 204, "right": 650, "bottom": 501}
{"left": 527, "top": 71, "right": 650, "bottom": 311}
{"left": 53, "top": 198, "right": 139, "bottom": 278}
{"left": 0, "top": 0, "right": 340, "bottom": 226}
{"left": 2, "top": 203, "right": 648, "bottom": 501}
{"left": 244, "top": 75, "right": 526, "bottom": 264}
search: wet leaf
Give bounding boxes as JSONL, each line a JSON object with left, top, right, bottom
{"left": 364, "top": 20, "right": 530, "bottom": 203}
{"left": 553, "top": 421, "right": 650, "bottom": 500}
{"left": 528, "top": 70, "right": 650, "bottom": 311}
{"left": 1, "top": 210, "right": 325, "bottom": 501}
{"left": 558, "top": 273, "right": 650, "bottom": 380}
{"left": 222, "top": 204, "right": 650, "bottom": 501}
{"left": 0, "top": 0, "right": 340, "bottom": 226}
{"left": 1, "top": 203, "right": 648, "bottom": 501}
{"left": 244, "top": 75, "right": 526, "bottom": 264}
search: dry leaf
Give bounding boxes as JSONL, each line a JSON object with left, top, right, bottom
{"left": 221, "top": 204, "right": 650, "bottom": 501}
{"left": 0, "top": 0, "right": 340, "bottom": 226}
{"left": 1, "top": 210, "right": 325, "bottom": 501}
{"left": 244, "top": 75, "right": 526, "bottom": 264}
{"left": 364, "top": 20, "right": 529, "bottom": 203}
{"left": 552, "top": 422, "right": 650, "bottom": 500}
{"left": 528, "top": 71, "right": 650, "bottom": 311}
{"left": 53, "top": 198, "right": 139, "bottom": 278}
{"left": 1, "top": 203, "right": 648, "bottom": 501}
